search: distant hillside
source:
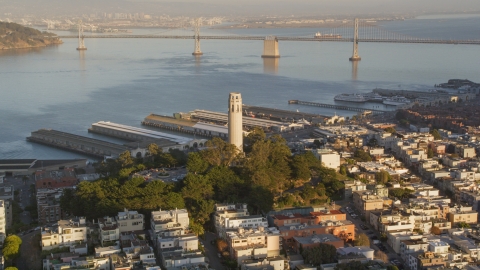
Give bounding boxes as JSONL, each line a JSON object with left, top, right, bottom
{"left": 0, "top": 22, "right": 62, "bottom": 50}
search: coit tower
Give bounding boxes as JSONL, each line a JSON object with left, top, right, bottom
{"left": 228, "top": 92, "right": 243, "bottom": 152}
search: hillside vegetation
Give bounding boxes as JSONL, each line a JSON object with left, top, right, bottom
{"left": 0, "top": 22, "right": 62, "bottom": 50}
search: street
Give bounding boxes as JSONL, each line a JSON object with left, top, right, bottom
{"left": 203, "top": 232, "right": 225, "bottom": 270}
{"left": 3, "top": 174, "right": 34, "bottom": 225}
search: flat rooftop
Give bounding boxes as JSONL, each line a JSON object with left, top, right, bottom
{"left": 91, "top": 121, "right": 190, "bottom": 144}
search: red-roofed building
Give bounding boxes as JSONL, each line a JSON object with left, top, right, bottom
{"left": 35, "top": 168, "right": 77, "bottom": 189}
{"left": 310, "top": 210, "right": 346, "bottom": 223}
{"left": 271, "top": 213, "right": 316, "bottom": 227}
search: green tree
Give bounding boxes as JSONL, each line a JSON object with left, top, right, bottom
{"left": 206, "top": 166, "right": 244, "bottom": 202}
{"left": 189, "top": 220, "right": 205, "bottom": 236}
{"left": 387, "top": 266, "right": 399, "bottom": 270}
{"left": 458, "top": 221, "right": 470, "bottom": 228}
{"left": 182, "top": 174, "right": 213, "bottom": 201}
{"left": 354, "top": 149, "right": 372, "bottom": 162}
{"left": 2, "top": 235, "right": 22, "bottom": 262}
{"left": 244, "top": 127, "right": 266, "bottom": 153}
{"left": 147, "top": 143, "right": 160, "bottom": 156}
{"left": 430, "top": 129, "right": 442, "bottom": 140}
{"left": 375, "top": 170, "right": 391, "bottom": 185}
{"left": 300, "top": 183, "right": 316, "bottom": 201}
{"left": 384, "top": 127, "right": 396, "bottom": 134}
{"left": 117, "top": 150, "right": 134, "bottom": 168}
{"left": 202, "top": 137, "right": 239, "bottom": 166}
{"left": 187, "top": 152, "right": 209, "bottom": 175}
{"left": 354, "top": 233, "right": 370, "bottom": 247}
{"left": 339, "top": 165, "right": 347, "bottom": 175}
{"left": 302, "top": 243, "right": 337, "bottom": 265}
{"left": 291, "top": 154, "right": 312, "bottom": 180}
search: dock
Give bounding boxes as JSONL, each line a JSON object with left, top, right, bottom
{"left": 27, "top": 129, "right": 130, "bottom": 158}
{"left": 288, "top": 100, "right": 386, "bottom": 115}
{"left": 243, "top": 105, "right": 327, "bottom": 122}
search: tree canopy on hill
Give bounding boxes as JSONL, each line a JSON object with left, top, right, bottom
{"left": 0, "top": 22, "right": 59, "bottom": 48}
{"left": 61, "top": 128, "right": 343, "bottom": 233}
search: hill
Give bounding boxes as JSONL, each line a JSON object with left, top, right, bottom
{"left": 0, "top": 22, "right": 62, "bottom": 50}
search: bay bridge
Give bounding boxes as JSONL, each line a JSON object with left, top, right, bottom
{"left": 62, "top": 18, "right": 480, "bottom": 60}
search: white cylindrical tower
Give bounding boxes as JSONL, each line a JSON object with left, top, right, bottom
{"left": 228, "top": 92, "right": 243, "bottom": 152}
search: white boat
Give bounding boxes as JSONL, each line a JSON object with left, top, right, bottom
{"left": 315, "top": 32, "right": 342, "bottom": 39}
{"left": 334, "top": 93, "right": 366, "bottom": 103}
{"left": 383, "top": 96, "right": 411, "bottom": 106}
{"left": 363, "top": 93, "right": 384, "bottom": 103}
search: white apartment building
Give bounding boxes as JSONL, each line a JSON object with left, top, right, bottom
{"left": 150, "top": 208, "right": 189, "bottom": 239}
{"left": 158, "top": 233, "right": 199, "bottom": 251}
{"left": 116, "top": 209, "right": 144, "bottom": 233}
{"left": 97, "top": 216, "right": 120, "bottom": 246}
{"left": 215, "top": 203, "right": 250, "bottom": 237}
{"left": 226, "top": 227, "right": 281, "bottom": 264}
{"left": 41, "top": 217, "right": 88, "bottom": 250}
{"left": 0, "top": 200, "right": 5, "bottom": 245}
{"left": 311, "top": 149, "right": 340, "bottom": 170}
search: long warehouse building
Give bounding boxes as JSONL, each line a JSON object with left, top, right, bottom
{"left": 142, "top": 114, "right": 230, "bottom": 139}
{"left": 88, "top": 121, "right": 192, "bottom": 144}
{"left": 27, "top": 129, "right": 130, "bottom": 158}
{"left": 191, "top": 110, "right": 287, "bottom": 131}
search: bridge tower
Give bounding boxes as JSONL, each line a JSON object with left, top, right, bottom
{"left": 261, "top": 36, "right": 280, "bottom": 58}
{"left": 192, "top": 18, "right": 203, "bottom": 56}
{"left": 349, "top": 18, "right": 361, "bottom": 61}
{"left": 76, "top": 20, "right": 87, "bottom": 51}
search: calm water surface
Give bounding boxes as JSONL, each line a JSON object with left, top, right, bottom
{"left": 0, "top": 16, "right": 479, "bottom": 159}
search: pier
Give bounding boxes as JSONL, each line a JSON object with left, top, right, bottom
{"left": 27, "top": 129, "right": 130, "bottom": 158}
{"left": 288, "top": 100, "right": 387, "bottom": 115}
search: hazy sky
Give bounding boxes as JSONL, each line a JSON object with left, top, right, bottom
{"left": 2, "top": 0, "right": 480, "bottom": 17}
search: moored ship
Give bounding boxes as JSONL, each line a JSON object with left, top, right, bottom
{"left": 383, "top": 96, "right": 411, "bottom": 106}
{"left": 334, "top": 93, "right": 366, "bottom": 103}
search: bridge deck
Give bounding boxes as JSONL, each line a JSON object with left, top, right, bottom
{"left": 57, "top": 35, "right": 480, "bottom": 45}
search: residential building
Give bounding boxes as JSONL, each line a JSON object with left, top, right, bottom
{"left": 455, "top": 145, "right": 476, "bottom": 158}
{"left": 0, "top": 185, "right": 14, "bottom": 201}
{"left": 41, "top": 217, "right": 88, "bottom": 250}
{"left": 416, "top": 251, "right": 447, "bottom": 269}
{"left": 0, "top": 200, "right": 5, "bottom": 245}
{"left": 150, "top": 208, "right": 189, "bottom": 239}
{"left": 161, "top": 250, "right": 206, "bottom": 269}
{"left": 310, "top": 210, "right": 346, "bottom": 223}
{"left": 35, "top": 168, "right": 78, "bottom": 189}
{"left": 97, "top": 216, "right": 120, "bottom": 246}
{"left": 366, "top": 184, "right": 389, "bottom": 197}
{"left": 311, "top": 149, "right": 340, "bottom": 170}
{"left": 344, "top": 181, "right": 367, "bottom": 199}
{"left": 158, "top": 233, "right": 199, "bottom": 251}
{"left": 116, "top": 209, "right": 144, "bottom": 233}
{"left": 37, "top": 188, "right": 63, "bottom": 224}
{"left": 353, "top": 191, "right": 390, "bottom": 220}
{"left": 447, "top": 205, "right": 478, "bottom": 225}
{"left": 225, "top": 227, "right": 281, "bottom": 264}
{"left": 293, "top": 234, "right": 344, "bottom": 253}
{"left": 241, "top": 256, "right": 287, "bottom": 270}
{"left": 215, "top": 203, "right": 250, "bottom": 237}
{"left": 278, "top": 220, "right": 355, "bottom": 249}
{"left": 337, "top": 246, "right": 374, "bottom": 261}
